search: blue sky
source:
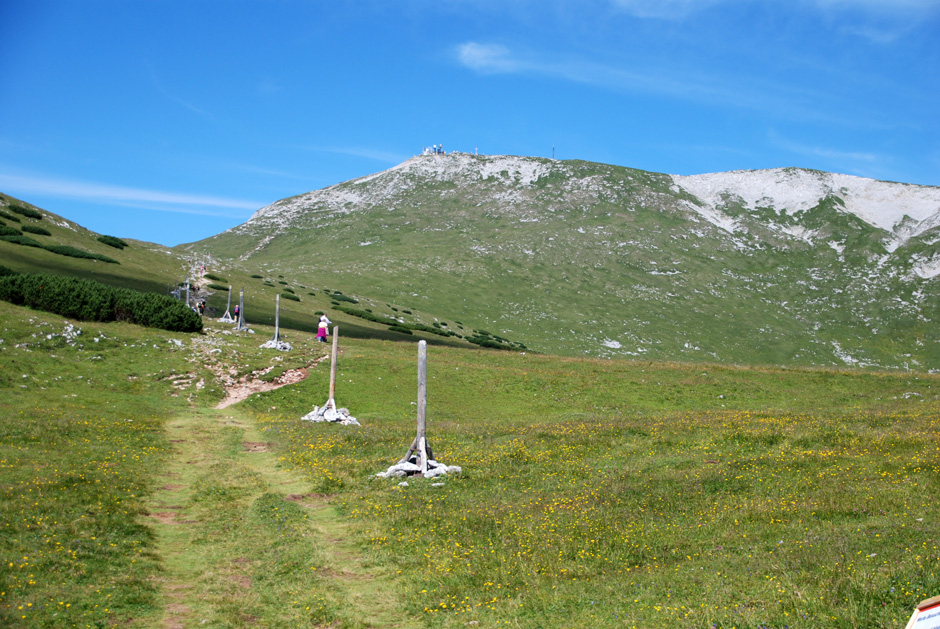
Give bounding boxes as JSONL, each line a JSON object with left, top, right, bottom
{"left": 1, "top": 0, "right": 938, "bottom": 246}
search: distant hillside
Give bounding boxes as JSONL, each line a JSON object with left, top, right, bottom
{"left": 187, "top": 154, "right": 940, "bottom": 370}
{"left": 0, "top": 192, "right": 495, "bottom": 349}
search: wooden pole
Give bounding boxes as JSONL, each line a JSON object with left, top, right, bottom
{"left": 237, "top": 288, "right": 245, "bottom": 329}
{"left": 328, "top": 325, "right": 339, "bottom": 409}
{"left": 417, "top": 340, "right": 428, "bottom": 472}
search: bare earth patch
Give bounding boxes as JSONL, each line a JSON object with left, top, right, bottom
{"left": 215, "top": 366, "right": 312, "bottom": 409}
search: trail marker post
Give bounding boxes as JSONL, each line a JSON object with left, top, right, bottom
{"left": 274, "top": 294, "right": 280, "bottom": 341}
{"left": 402, "top": 340, "right": 433, "bottom": 472}
{"left": 260, "top": 294, "right": 292, "bottom": 351}
{"left": 219, "top": 285, "right": 235, "bottom": 322}
{"left": 328, "top": 325, "right": 339, "bottom": 409}
{"left": 376, "top": 339, "right": 461, "bottom": 479}
{"left": 236, "top": 288, "right": 246, "bottom": 330}
{"left": 300, "top": 325, "right": 359, "bottom": 425}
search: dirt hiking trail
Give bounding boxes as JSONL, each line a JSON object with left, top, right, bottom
{"left": 147, "top": 404, "right": 423, "bottom": 628}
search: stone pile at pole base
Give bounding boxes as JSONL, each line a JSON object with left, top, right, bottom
{"left": 376, "top": 457, "right": 462, "bottom": 479}
{"left": 259, "top": 339, "right": 292, "bottom": 351}
{"left": 301, "top": 403, "right": 360, "bottom": 426}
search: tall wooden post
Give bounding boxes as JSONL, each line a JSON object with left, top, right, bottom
{"left": 327, "top": 325, "right": 339, "bottom": 410}
{"left": 273, "top": 294, "right": 280, "bottom": 342}
{"left": 225, "top": 285, "right": 232, "bottom": 313}
{"left": 400, "top": 340, "right": 433, "bottom": 471}
{"left": 237, "top": 288, "right": 245, "bottom": 330}
{"left": 416, "top": 340, "right": 428, "bottom": 472}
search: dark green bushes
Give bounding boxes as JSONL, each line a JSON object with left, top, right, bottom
{"left": 21, "top": 225, "right": 51, "bottom": 236}
{"left": 0, "top": 264, "right": 17, "bottom": 277}
{"left": 1, "top": 233, "right": 120, "bottom": 263}
{"left": 334, "top": 305, "right": 397, "bottom": 325}
{"left": 334, "top": 306, "right": 456, "bottom": 338}
{"left": 281, "top": 292, "right": 300, "bottom": 302}
{"left": 0, "top": 234, "right": 42, "bottom": 247}
{"left": 43, "top": 245, "right": 119, "bottom": 264}
{"left": 0, "top": 209, "right": 20, "bottom": 222}
{"left": 0, "top": 273, "right": 202, "bottom": 332}
{"left": 332, "top": 294, "right": 358, "bottom": 304}
{"left": 203, "top": 273, "right": 227, "bottom": 282}
{"left": 8, "top": 204, "right": 42, "bottom": 220}
{"left": 97, "top": 235, "right": 129, "bottom": 249}
{"left": 207, "top": 283, "right": 229, "bottom": 291}
{"left": 387, "top": 325, "right": 413, "bottom": 335}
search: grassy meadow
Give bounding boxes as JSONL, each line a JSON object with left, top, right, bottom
{"left": 1, "top": 298, "right": 938, "bottom": 627}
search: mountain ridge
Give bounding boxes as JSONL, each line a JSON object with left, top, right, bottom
{"left": 181, "top": 154, "right": 940, "bottom": 370}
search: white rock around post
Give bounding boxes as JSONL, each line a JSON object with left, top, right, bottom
{"left": 301, "top": 403, "right": 359, "bottom": 426}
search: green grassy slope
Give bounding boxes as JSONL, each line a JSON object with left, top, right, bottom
{"left": 1, "top": 298, "right": 937, "bottom": 627}
{"left": 0, "top": 193, "right": 494, "bottom": 350}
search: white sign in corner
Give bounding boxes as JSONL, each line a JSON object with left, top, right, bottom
{"left": 906, "top": 596, "right": 940, "bottom": 629}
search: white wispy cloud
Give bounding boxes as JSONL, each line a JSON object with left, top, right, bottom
{"left": 292, "top": 145, "right": 407, "bottom": 164}
{"left": 810, "top": 0, "right": 940, "bottom": 12}
{"left": 0, "top": 171, "right": 263, "bottom": 218}
{"left": 611, "top": 0, "right": 940, "bottom": 18}
{"left": 609, "top": 0, "right": 726, "bottom": 19}
{"left": 454, "top": 41, "right": 839, "bottom": 122}
{"left": 768, "top": 131, "right": 888, "bottom": 177}
{"left": 456, "top": 42, "right": 520, "bottom": 73}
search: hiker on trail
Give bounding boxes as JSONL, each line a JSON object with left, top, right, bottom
{"left": 317, "top": 314, "right": 331, "bottom": 343}
{"left": 234, "top": 304, "right": 240, "bottom": 320}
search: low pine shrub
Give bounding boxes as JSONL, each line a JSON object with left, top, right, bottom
{"left": 42, "top": 245, "right": 119, "bottom": 264}
{"left": 1, "top": 234, "right": 42, "bottom": 247}
{"left": 203, "top": 273, "right": 227, "bottom": 282}
{"left": 97, "top": 235, "right": 129, "bottom": 249}
{"left": 409, "top": 323, "right": 453, "bottom": 337}
{"left": 0, "top": 273, "right": 202, "bottom": 332}
{"left": 0, "top": 209, "right": 20, "bottom": 222}
{"left": 334, "top": 305, "right": 395, "bottom": 325}
{"left": 250, "top": 274, "right": 263, "bottom": 279}
{"left": 332, "top": 294, "right": 358, "bottom": 304}
{"left": 21, "top": 225, "right": 51, "bottom": 236}
{"left": 207, "top": 283, "right": 229, "bottom": 291}
{"left": 466, "top": 336, "right": 514, "bottom": 350}
{"left": 0, "top": 264, "right": 17, "bottom": 276}
{"left": 281, "top": 292, "right": 300, "bottom": 302}
{"left": 0, "top": 225, "right": 21, "bottom": 237}
{"left": 113, "top": 290, "right": 203, "bottom": 332}
{"left": 283, "top": 287, "right": 295, "bottom": 293}
{"left": 8, "top": 203, "right": 42, "bottom": 220}
{"left": 388, "top": 325, "right": 413, "bottom": 335}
